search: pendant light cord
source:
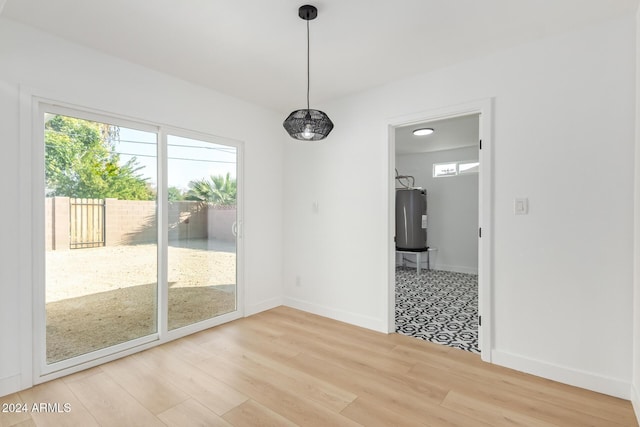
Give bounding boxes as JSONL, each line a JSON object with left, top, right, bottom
{"left": 306, "top": 19, "right": 310, "bottom": 111}
{"left": 282, "top": 5, "right": 333, "bottom": 140}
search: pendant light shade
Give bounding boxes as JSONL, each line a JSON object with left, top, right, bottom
{"left": 283, "top": 108, "right": 333, "bottom": 141}
{"left": 283, "top": 5, "right": 334, "bottom": 141}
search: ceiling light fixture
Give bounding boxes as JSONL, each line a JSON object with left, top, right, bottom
{"left": 413, "top": 128, "right": 434, "bottom": 136}
{"left": 283, "top": 5, "right": 334, "bottom": 141}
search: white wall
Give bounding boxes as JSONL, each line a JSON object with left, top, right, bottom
{"left": 283, "top": 15, "right": 635, "bottom": 398}
{"left": 632, "top": 5, "right": 640, "bottom": 421}
{"left": 396, "top": 146, "right": 479, "bottom": 274}
{"left": 0, "top": 18, "right": 284, "bottom": 396}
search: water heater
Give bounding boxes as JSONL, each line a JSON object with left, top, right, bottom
{"left": 395, "top": 188, "right": 427, "bottom": 251}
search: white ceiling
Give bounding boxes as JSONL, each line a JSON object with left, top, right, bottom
{"left": 1, "top": 0, "right": 637, "bottom": 113}
{"left": 395, "top": 114, "right": 479, "bottom": 155}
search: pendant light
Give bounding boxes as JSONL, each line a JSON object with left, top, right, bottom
{"left": 283, "top": 4, "right": 334, "bottom": 141}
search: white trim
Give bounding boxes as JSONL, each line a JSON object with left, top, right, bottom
{"left": 158, "top": 128, "right": 169, "bottom": 338}
{"left": 387, "top": 98, "right": 494, "bottom": 363}
{"left": 39, "top": 334, "right": 159, "bottom": 379}
{"left": 492, "top": 349, "right": 632, "bottom": 400}
{"left": 33, "top": 101, "right": 46, "bottom": 379}
{"left": 245, "top": 297, "right": 283, "bottom": 316}
{"left": 284, "top": 297, "right": 387, "bottom": 333}
{"left": 395, "top": 255, "right": 479, "bottom": 275}
{"left": 162, "top": 125, "right": 244, "bottom": 148}
{"left": 631, "top": 383, "right": 640, "bottom": 424}
{"left": 35, "top": 343, "right": 159, "bottom": 385}
{"left": 478, "top": 98, "right": 494, "bottom": 363}
{"left": 387, "top": 127, "right": 397, "bottom": 334}
{"left": 41, "top": 103, "right": 159, "bottom": 133}
{"left": 165, "top": 310, "right": 243, "bottom": 342}
{"left": 236, "top": 141, "right": 245, "bottom": 318}
{"left": 36, "top": 310, "right": 243, "bottom": 385}
{"left": 0, "top": 375, "right": 22, "bottom": 398}
{"left": 18, "top": 86, "right": 35, "bottom": 392}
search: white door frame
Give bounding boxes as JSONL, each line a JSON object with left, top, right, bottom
{"left": 387, "top": 98, "right": 494, "bottom": 362}
{"left": 19, "top": 90, "right": 245, "bottom": 385}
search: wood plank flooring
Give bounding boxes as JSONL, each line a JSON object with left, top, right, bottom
{"left": 1, "top": 306, "right": 637, "bottom": 426}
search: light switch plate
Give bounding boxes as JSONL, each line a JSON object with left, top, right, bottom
{"left": 514, "top": 197, "right": 528, "bottom": 215}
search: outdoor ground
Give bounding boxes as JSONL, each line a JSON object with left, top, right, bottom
{"left": 45, "top": 240, "right": 236, "bottom": 363}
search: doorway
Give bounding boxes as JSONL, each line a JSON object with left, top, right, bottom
{"left": 394, "top": 114, "right": 480, "bottom": 352}
{"left": 387, "top": 100, "right": 493, "bottom": 362}
{"left": 36, "top": 102, "right": 243, "bottom": 380}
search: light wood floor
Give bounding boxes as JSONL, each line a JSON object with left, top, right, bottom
{"left": 1, "top": 306, "right": 637, "bottom": 426}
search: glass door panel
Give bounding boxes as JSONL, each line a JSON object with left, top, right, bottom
{"left": 167, "top": 135, "right": 237, "bottom": 330}
{"left": 44, "top": 113, "right": 158, "bottom": 364}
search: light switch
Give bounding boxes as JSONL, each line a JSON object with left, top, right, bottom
{"left": 514, "top": 197, "right": 528, "bottom": 215}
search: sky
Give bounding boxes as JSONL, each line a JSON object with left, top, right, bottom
{"left": 116, "top": 127, "right": 237, "bottom": 191}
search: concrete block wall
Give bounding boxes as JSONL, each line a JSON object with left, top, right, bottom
{"left": 45, "top": 197, "right": 237, "bottom": 249}
{"left": 104, "top": 198, "right": 157, "bottom": 246}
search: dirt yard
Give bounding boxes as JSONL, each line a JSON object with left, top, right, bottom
{"left": 45, "top": 240, "right": 236, "bottom": 363}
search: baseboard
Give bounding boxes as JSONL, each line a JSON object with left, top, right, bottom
{"left": 283, "top": 297, "right": 387, "bottom": 333}
{"left": 631, "top": 383, "right": 640, "bottom": 423}
{"left": 0, "top": 374, "right": 22, "bottom": 398}
{"left": 436, "top": 264, "right": 479, "bottom": 275}
{"left": 492, "top": 349, "right": 631, "bottom": 399}
{"left": 396, "top": 260, "right": 478, "bottom": 275}
{"left": 245, "top": 297, "right": 283, "bottom": 317}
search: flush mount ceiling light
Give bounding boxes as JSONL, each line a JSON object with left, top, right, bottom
{"left": 283, "top": 5, "right": 334, "bottom": 141}
{"left": 413, "top": 128, "right": 434, "bottom": 136}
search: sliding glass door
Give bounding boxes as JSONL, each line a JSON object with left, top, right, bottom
{"left": 43, "top": 112, "right": 158, "bottom": 365}
{"left": 166, "top": 134, "right": 237, "bottom": 330}
{"left": 39, "top": 104, "right": 241, "bottom": 375}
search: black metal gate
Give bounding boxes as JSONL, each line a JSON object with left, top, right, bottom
{"left": 69, "top": 198, "right": 105, "bottom": 249}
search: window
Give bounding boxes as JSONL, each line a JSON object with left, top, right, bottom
{"left": 433, "top": 162, "right": 457, "bottom": 177}
{"left": 458, "top": 161, "right": 479, "bottom": 175}
{"left": 433, "top": 160, "right": 479, "bottom": 177}
{"left": 36, "top": 102, "right": 242, "bottom": 379}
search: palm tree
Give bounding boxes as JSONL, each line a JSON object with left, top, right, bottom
{"left": 185, "top": 173, "right": 236, "bottom": 205}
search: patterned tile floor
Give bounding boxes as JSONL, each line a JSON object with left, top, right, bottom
{"left": 395, "top": 267, "right": 479, "bottom": 353}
